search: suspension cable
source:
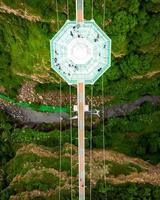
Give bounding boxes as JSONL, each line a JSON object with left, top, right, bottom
{"left": 67, "top": 0, "right": 69, "bottom": 20}
{"left": 89, "top": 85, "right": 93, "bottom": 200}
{"left": 102, "top": 0, "right": 107, "bottom": 198}
{"left": 59, "top": 78, "right": 62, "bottom": 200}
{"left": 56, "top": 0, "right": 59, "bottom": 30}
{"left": 66, "top": 2, "right": 72, "bottom": 198}
{"left": 103, "top": 0, "right": 106, "bottom": 29}
{"left": 91, "top": 0, "right": 94, "bottom": 19}
{"left": 102, "top": 75, "right": 107, "bottom": 198}
{"left": 69, "top": 85, "right": 73, "bottom": 199}
{"left": 55, "top": 0, "right": 61, "bottom": 199}
{"left": 87, "top": 0, "right": 95, "bottom": 192}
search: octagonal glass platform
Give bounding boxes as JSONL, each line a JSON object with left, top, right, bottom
{"left": 50, "top": 20, "right": 111, "bottom": 85}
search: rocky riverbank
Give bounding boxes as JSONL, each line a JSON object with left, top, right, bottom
{"left": 0, "top": 95, "right": 159, "bottom": 129}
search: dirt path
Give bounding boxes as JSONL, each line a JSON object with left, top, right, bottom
{"left": 16, "top": 144, "right": 57, "bottom": 158}
{"left": 106, "top": 166, "right": 160, "bottom": 185}
{"left": 0, "top": 2, "right": 55, "bottom": 23}
{"left": 132, "top": 70, "right": 160, "bottom": 80}
{"left": 88, "top": 149, "right": 152, "bottom": 169}
{"left": 111, "top": 50, "right": 126, "bottom": 58}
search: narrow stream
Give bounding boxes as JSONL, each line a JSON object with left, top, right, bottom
{"left": 0, "top": 95, "right": 159, "bottom": 128}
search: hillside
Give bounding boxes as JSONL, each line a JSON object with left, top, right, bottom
{"left": 0, "top": 0, "right": 160, "bottom": 199}
{"left": 1, "top": 142, "right": 160, "bottom": 200}
{"left": 0, "top": 0, "right": 159, "bottom": 101}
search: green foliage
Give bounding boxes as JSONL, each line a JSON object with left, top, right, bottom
{"left": 93, "top": 103, "right": 160, "bottom": 163}
{"left": 35, "top": 82, "right": 68, "bottom": 93}
{"left": 11, "top": 128, "right": 74, "bottom": 147}
{"left": 0, "top": 0, "right": 160, "bottom": 198}
{"left": 0, "top": 0, "right": 159, "bottom": 100}
{"left": 106, "top": 161, "right": 142, "bottom": 177}
{"left": 1, "top": 171, "right": 59, "bottom": 198}
{"left": 49, "top": 189, "right": 78, "bottom": 200}
{"left": 132, "top": 15, "right": 160, "bottom": 48}
{"left": 0, "top": 12, "right": 54, "bottom": 97}
{"left": 5, "top": 151, "right": 74, "bottom": 183}
{"left": 102, "top": 77, "right": 160, "bottom": 104}
{"left": 35, "top": 82, "right": 77, "bottom": 94}
{"left": 0, "top": 111, "right": 15, "bottom": 165}
{"left": 10, "top": 171, "right": 59, "bottom": 192}
{"left": 94, "top": 181, "right": 160, "bottom": 200}
{"left": 11, "top": 127, "right": 90, "bottom": 149}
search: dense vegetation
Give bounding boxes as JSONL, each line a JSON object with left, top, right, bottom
{"left": 0, "top": 0, "right": 160, "bottom": 199}
{"left": 3, "top": 102, "right": 158, "bottom": 165}
{"left": 93, "top": 181, "right": 160, "bottom": 200}
{"left": 0, "top": 0, "right": 159, "bottom": 100}
{"left": 94, "top": 102, "right": 160, "bottom": 164}
{"left": 0, "top": 102, "right": 160, "bottom": 199}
